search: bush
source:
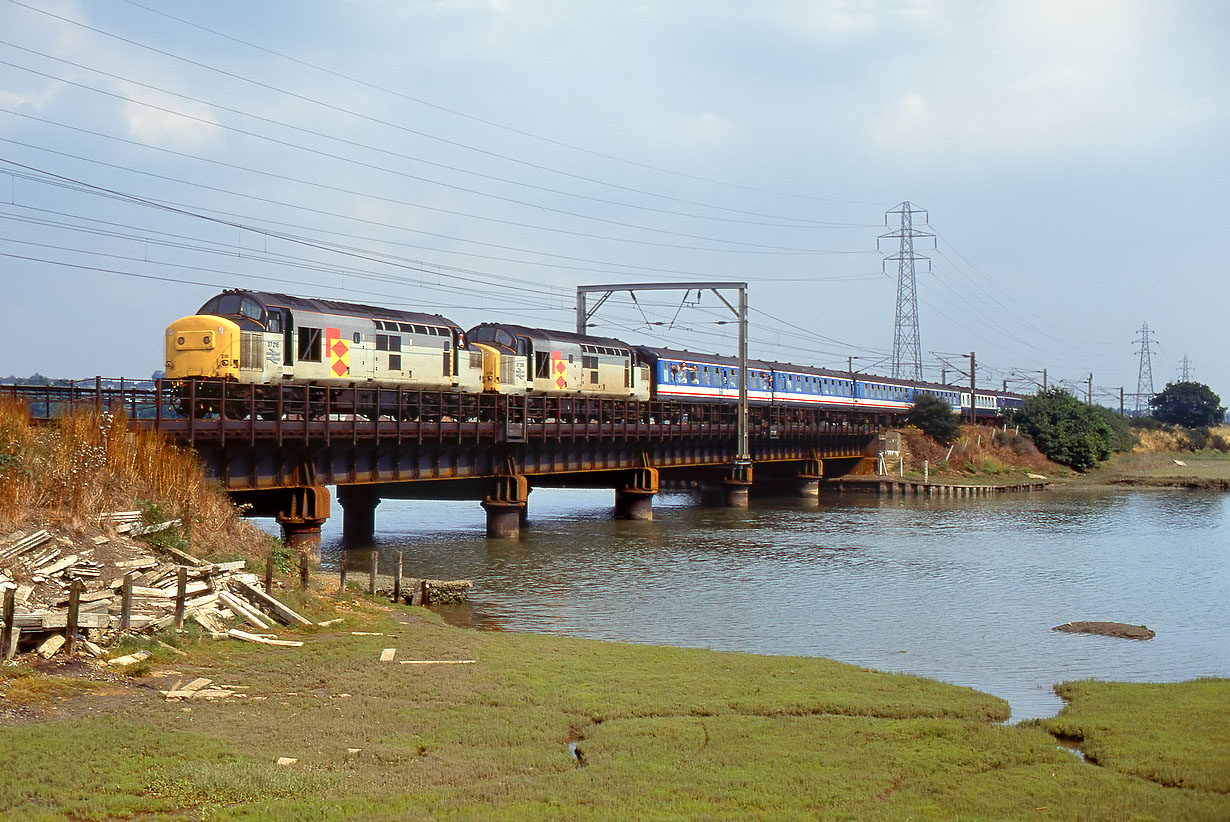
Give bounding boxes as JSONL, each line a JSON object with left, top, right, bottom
{"left": 1009, "top": 389, "right": 1115, "bottom": 471}
{"left": 905, "top": 393, "right": 961, "bottom": 443}
{"left": 1090, "top": 405, "right": 1137, "bottom": 452}
{"left": 1183, "top": 427, "right": 1210, "bottom": 451}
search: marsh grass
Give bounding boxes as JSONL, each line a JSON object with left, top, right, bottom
{"left": 0, "top": 397, "right": 271, "bottom": 560}
{"left": 1040, "top": 679, "right": 1230, "bottom": 793}
{"left": 2, "top": 598, "right": 1226, "bottom": 820}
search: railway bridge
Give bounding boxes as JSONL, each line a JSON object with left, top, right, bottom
{"left": 6, "top": 380, "right": 893, "bottom": 545}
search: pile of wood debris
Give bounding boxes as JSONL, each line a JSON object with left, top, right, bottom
{"left": 0, "top": 514, "right": 310, "bottom": 661}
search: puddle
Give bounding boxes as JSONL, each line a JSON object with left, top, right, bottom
{"left": 1053, "top": 735, "right": 1088, "bottom": 762}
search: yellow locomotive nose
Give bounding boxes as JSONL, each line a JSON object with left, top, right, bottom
{"left": 165, "top": 315, "right": 240, "bottom": 379}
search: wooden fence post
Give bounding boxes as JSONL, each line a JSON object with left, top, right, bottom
{"left": 2, "top": 585, "right": 15, "bottom": 661}
{"left": 66, "top": 579, "right": 82, "bottom": 654}
{"left": 173, "top": 566, "right": 187, "bottom": 629}
{"left": 300, "top": 552, "right": 310, "bottom": 591}
{"left": 368, "top": 550, "right": 378, "bottom": 595}
{"left": 265, "top": 552, "right": 274, "bottom": 593}
{"left": 120, "top": 573, "right": 133, "bottom": 632}
{"left": 338, "top": 551, "right": 348, "bottom": 596}
{"left": 392, "top": 552, "right": 403, "bottom": 603}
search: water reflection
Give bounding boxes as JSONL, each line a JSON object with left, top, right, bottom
{"left": 297, "top": 487, "right": 1230, "bottom": 722}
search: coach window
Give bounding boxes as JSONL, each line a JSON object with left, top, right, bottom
{"left": 298, "top": 327, "right": 322, "bottom": 362}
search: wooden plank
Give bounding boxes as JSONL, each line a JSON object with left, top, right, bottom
{"left": 379, "top": 648, "right": 396, "bottom": 662}
{"left": 150, "top": 542, "right": 207, "bottom": 567}
{"left": 37, "top": 633, "right": 65, "bottom": 658}
{"left": 40, "top": 612, "right": 110, "bottom": 629}
{"left": 218, "top": 591, "right": 272, "bottom": 630}
{"left": 229, "top": 579, "right": 312, "bottom": 627}
{"left": 181, "top": 677, "right": 212, "bottom": 694}
{"left": 40, "top": 554, "right": 80, "bottom": 576}
{"left": 227, "top": 628, "right": 303, "bottom": 647}
{"left": 107, "top": 650, "right": 150, "bottom": 666}
{"left": 397, "top": 659, "right": 477, "bottom": 665}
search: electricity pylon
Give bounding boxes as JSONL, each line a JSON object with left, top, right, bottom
{"left": 879, "top": 202, "right": 933, "bottom": 382}
{"left": 1178, "top": 355, "right": 1192, "bottom": 382}
{"left": 1133, "top": 322, "right": 1158, "bottom": 414}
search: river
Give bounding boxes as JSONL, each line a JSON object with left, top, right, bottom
{"left": 293, "top": 486, "right": 1228, "bottom": 722}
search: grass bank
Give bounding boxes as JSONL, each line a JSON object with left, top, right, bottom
{"left": 2, "top": 592, "right": 1226, "bottom": 820}
{"left": 1065, "top": 450, "right": 1230, "bottom": 490}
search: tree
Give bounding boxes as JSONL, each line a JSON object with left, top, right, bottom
{"left": 1009, "top": 389, "right": 1114, "bottom": 471}
{"left": 1149, "top": 382, "right": 1225, "bottom": 428}
{"left": 905, "top": 392, "right": 961, "bottom": 443}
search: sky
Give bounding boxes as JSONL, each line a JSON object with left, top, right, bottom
{"left": 1, "top": 0, "right": 1226, "bottom": 408}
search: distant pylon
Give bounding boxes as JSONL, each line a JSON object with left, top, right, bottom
{"left": 1133, "top": 322, "right": 1158, "bottom": 413}
{"left": 879, "top": 202, "right": 934, "bottom": 382}
{"left": 1178, "top": 355, "right": 1192, "bottom": 382}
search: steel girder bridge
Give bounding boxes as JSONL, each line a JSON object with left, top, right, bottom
{"left": 4, "top": 379, "right": 890, "bottom": 543}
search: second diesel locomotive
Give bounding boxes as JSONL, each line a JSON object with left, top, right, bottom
{"left": 164, "top": 289, "right": 1024, "bottom": 418}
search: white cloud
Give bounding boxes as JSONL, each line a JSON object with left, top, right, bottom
{"left": 119, "top": 89, "right": 223, "bottom": 151}
{"left": 867, "top": 0, "right": 1224, "bottom": 163}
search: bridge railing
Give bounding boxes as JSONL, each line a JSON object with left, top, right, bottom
{"left": 1, "top": 377, "right": 172, "bottom": 422}
{"left": 2, "top": 378, "right": 887, "bottom": 446}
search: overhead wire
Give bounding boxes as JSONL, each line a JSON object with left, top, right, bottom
{"left": 0, "top": 42, "right": 868, "bottom": 231}
{"left": 9, "top": 0, "right": 881, "bottom": 218}
{"left": 115, "top": 0, "right": 887, "bottom": 210}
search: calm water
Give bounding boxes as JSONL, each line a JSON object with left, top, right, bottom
{"left": 295, "top": 487, "right": 1228, "bottom": 722}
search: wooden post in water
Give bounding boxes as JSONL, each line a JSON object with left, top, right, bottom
{"left": 392, "top": 552, "right": 403, "bottom": 603}
{"left": 368, "top": 551, "right": 378, "bottom": 595}
{"left": 174, "top": 567, "right": 187, "bottom": 630}
{"left": 66, "top": 579, "right": 82, "bottom": 654}
{"left": 299, "top": 552, "right": 310, "bottom": 591}
{"left": 338, "top": 551, "right": 348, "bottom": 596}
{"left": 2, "top": 584, "right": 16, "bottom": 661}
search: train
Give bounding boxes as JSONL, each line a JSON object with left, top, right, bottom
{"left": 164, "top": 289, "right": 1025, "bottom": 418}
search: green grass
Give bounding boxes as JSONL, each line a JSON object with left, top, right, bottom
{"left": 1040, "top": 679, "right": 1230, "bottom": 793}
{"left": 1, "top": 599, "right": 1227, "bottom": 820}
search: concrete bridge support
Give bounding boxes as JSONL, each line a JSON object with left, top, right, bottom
{"left": 481, "top": 474, "right": 529, "bottom": 539}
{"left": 615, "top": 467, "right": 659, "bottom": 520}
{"left": 797, "top": 458, "right": 823, "bottom": 499}
{"left": 337, "top": 485, "right": 381, "bottom": 546}
{"left": 723, "top": 463, "right": 753, "bottom": 508}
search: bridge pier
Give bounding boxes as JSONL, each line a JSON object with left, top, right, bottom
{"left": 723, "top": 463, "right": 753, "bottom": 508}
{"left": 337, "top": 485, "right": 381, "bottom": 545}
{"left": 797, "top": 458, "right": 823, "bottom": 499}
{"left": 615, "top": 467, "right": 659, "bottom": 520}
{"left": 274, "top": 485, "right": 331, "bottom": 552}
{"left": 481, "top": 474, "right": 529, "bottom": 538}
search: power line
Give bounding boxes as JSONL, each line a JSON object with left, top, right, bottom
{"left": 115, "top": 0, "right": 886, "bottom": 208}
{"left": 9, "top": 0, "right": 879, "bottom": 214}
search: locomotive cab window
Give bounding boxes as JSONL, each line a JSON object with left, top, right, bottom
{"left": 298, "top": 327, "right": 322, "bottom": 362}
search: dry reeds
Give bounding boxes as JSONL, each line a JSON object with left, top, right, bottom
{"left": 0, "top": 397, "right": 267, "bottom": 558}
